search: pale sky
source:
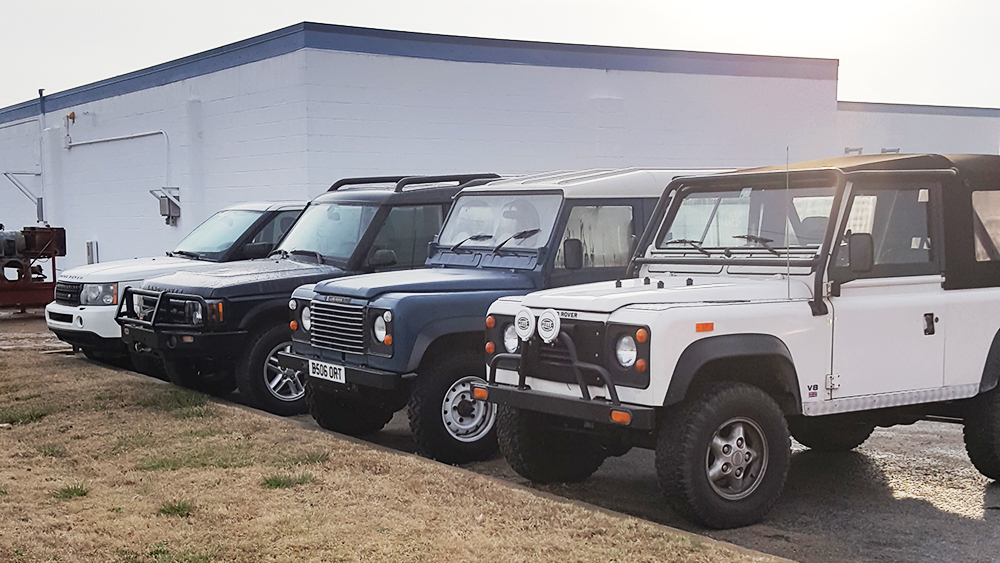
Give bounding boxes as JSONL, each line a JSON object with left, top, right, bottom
{"left": 1, "top": 0, "right": 998, "bottom": 110}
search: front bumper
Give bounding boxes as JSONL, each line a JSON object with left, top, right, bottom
{"left": 46, "top": 301, "right": 122, "bottom": 340}
{"left": 277, "top": 350, "right": 407, "bottom": 393}
{"left": 120, "top": 323, "right": 246, "bottom": 360}
{"left": 475, "top": 345, "right": 657, "bottom": 431}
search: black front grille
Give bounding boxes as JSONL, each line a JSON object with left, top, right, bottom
{"left": 523, "top": 320, "right": 606, "bottom": 386}
{"left": 310, "top": 299, "right": 366, "bottom": 354}
{"left": 54, "top": 282, "right": 82, "bottom": 306}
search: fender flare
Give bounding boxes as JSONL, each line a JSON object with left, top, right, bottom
{"left": 406, "top": 316, "right": 484, "bottom": 372}
{"left": 979, "top": 328, "right": 1000, "bottom": 393}
{"left": 665, "top": 333, "right": 802, "bottom": 414}
{"left": 238, "top": 298, "right": 289, "bottom": 332}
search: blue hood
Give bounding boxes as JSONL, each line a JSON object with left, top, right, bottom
{"left": 314, "top": 267, "right": 535, "bottom": 299}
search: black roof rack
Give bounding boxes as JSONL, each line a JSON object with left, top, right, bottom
{"left": 394, "top": 173, "right": 500, "bottom": 192}
{"left": 327, "top": 176, "right": 408, "bottom": 192}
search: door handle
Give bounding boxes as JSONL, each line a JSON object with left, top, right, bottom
{"left": 924, "top": 313, "right": 937, "bottom": 335}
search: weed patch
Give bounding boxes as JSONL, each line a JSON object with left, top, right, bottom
{"left": 158, "top": 501, "right": 194, "bottom": 518}
{"left": 0, "top": 486, "right": 8, "bottom": 496}
{"left": 53, "top": 483, "right": 89, "bottom": 499}
{"left": 116, "top": 541, "right": 210, "bottom": 562}
{"left": 262, "top": 473, "right": 314, "bottom": 489}
{"left": 0, "top": 405, "right": 50, "bottom": 425}
{"left": 114, "top": 431, "right": 155, "bottom": 453}
{"left": 138, "top": 444, "right": 253, "bottom": 471}
{"left": 137, "top": 388, "right": 213, "bottom": 419}
{"left": 39, "top": 444, "right": 68, "bottom": 458}
{"left": 286, "top": 451, "right": 329, "bottom": 466}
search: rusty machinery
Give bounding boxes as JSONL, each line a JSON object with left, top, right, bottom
{"left": 0, "top": 225, "right": 66, "bottom": 312}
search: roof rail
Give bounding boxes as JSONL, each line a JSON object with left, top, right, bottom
{"left": 394, "top": 173, "right": 500, "bottom": 192}
{"left": 327, "top": 176, "right": 409, "bottom": 192}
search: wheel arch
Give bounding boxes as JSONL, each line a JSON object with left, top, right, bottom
{"left": 979, "top": 327, "right": 1000, "bottom": 393}
{"left": 407, "top": 316, "right": 485, "bottom": 372}
{"left": 665, "top": 333, "right": 802, "bottom": 415}
{"left": 238, "top": 299, "right": 290, "bottom": 333}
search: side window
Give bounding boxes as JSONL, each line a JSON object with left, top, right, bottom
{"left": 972, "top": 191, "right": 1000, "bottom": 261}
{"left": 251, "top": 210, "right": 300, "bottom": 245}
{"left": 372, "top": 205, "right": 445, "bottom": 269}
{"left": 832, "top": 182, "right": 937, "bottom": 275}
{"left": 554, "top": 205, "right": 634, "bottom": 269}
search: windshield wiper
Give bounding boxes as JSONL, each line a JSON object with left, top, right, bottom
{"left": 733, "top": 234, "right": 779, "bottom": 255}
{"left": 450, "top": 233, "right": 492, "bottom": 252}
{"left": 268, "top": 248, "right": 290, "bottom": 259}
{"left": 169, "top": 250, "right": 202, "bottom": 260}
{"left": 289, "top": 249, "right": 326, "bottom": 264}
{"left": 662, "top": 239, "right": 710, "bottom": 256}
{"left": 493, "top": 228, "right": 541, "bottom": 254}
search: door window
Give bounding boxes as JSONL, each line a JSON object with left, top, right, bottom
{"left": 554, "top": 205, "right": 634, "bottom": 269}
{"left": 372, "top": 205, "right": 445, "bottom": 269}
{"left": 972, "top": 191, "right": 1000, "bottom": 261}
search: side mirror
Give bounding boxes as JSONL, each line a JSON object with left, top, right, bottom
{"left": 849, "top": 233, "right": 874, "bottom": 273}
{"left": 563, "top": 238, "right": 584, "bottom": 270}
{"left": 368, "top": 249, "right": 397, "bottom": 268}
{"left": 242, "top": 242, "right": 273, "bottom": 259}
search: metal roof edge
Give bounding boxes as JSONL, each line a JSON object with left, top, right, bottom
{"left": 838, "top": 100, "right": 1000, "bottom": 118}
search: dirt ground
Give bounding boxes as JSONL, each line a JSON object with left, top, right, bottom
{"left": 0, "top": 317, "right": 786, "bottom": 563}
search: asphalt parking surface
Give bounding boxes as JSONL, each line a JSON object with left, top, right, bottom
{"left": 339, "top": 411, "right": 1000, "bottom": 563}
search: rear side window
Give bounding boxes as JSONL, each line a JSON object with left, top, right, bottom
{"left": 554, "top": 205, "right": 634, "bottom": 269}
{"left": 972, "top": 191, "right": 1000, "bottom": 261}
{"left": 372, "top": 205, "right": 445, "bottom": 268}
{"left": 251, "top": 210, "right": 300, "bottom": 245}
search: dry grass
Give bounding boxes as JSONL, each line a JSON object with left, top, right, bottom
{"left": 0, "top": 347, "right": 781, "bottom": 563}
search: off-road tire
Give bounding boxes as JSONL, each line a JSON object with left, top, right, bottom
{"left": 236, "top": 323, "right": 305, "bottom": 416}
{"left": 964, "top": 385, "right": 1000, "bottom": 480}
{"left": 788, "top": 415, "right": 874, "bottom": 452}
{"left": 656, "top": 382, "right": 790, "bottom": 529}
{"left": 306, "top": 381, "right": 394, "bottom": 436}
{"left": 129, "top": 352, "right": 167, "bottom": 380}
{"left": 408, "top": 349, "right": 498, "bottom": 464}
{"left": 163, "top": 359, "right": 236, "bottom": 397}
{"left": 497, "top": 405, "right": 606, "bottom": 483}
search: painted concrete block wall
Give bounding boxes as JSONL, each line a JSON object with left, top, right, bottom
{"left": 303, "top": 48, "right": 840, "bottom": 189}
{"left": 0, "top": 118, "right": 43, "bottom": 229}
{"left": 837, "top": 105, "right": 1000, "bottom": 156}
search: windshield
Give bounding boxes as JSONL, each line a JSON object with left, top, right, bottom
{"left": 437, "top": 194, "right": 562, "bottom": 251}
{"left": 275, "top": 203, "right": 377, "bottom": 262}
{"left": 173, "top": 209, "right": 263, "bottom": 259}
{"left": 657, "top": 185, "right": 836, "bottom": 254}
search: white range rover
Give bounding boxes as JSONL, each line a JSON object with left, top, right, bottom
{"left": 46, "top": 201, "right": 303, "bottom": 366}
{"left": 477, "top": 154, "right": 1000, "bottom": 529}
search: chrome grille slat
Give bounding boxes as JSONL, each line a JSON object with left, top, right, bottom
{"left": 54, "top": 281, "right": 82, "bottom": 306}
{"left": 310, "top": 299, "right": 366, "bottom": 354}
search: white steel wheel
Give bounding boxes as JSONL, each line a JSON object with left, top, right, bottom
{"left": 705, "top": 416, "right": 769, "bottom": 501}
{"left": 441, "top": 375, "right": 496, "bottom": 443}
{"left": 264, "top": 341, "right": 305, "bottom": 402}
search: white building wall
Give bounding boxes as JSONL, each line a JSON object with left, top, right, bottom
{"left": 837, "top": 102, "right": 1000, "bottom": 156}
{"left": 303, "top": 48, "right": 839, "bottom": 189}
{"left": 0, "top": 118, "right": 43, "bottom": 228}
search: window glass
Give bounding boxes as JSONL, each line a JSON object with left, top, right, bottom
{"left": 972, "top": 191, "right": 1000, "bottom": 261}
{"left": 372, "top": 205, "right": 445, "bottom": 268}
{"left": 251, "top": 210, "right": 300, "bottom": 245}
{"left": 832, "top": 185, "right": 933, "bottom": 269}
{"left": 276, "top": 203, "right": 377, "bottom": 262}
{"left": 173, "top": 209, "right": 263, "bottom": 257}
{"left": 554, "top": 206, "right": 634, "bottom": 269}
{"left": 438, "top": 194, "right": 562, "bottom": 251}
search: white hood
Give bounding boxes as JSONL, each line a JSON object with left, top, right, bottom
{"left": 521, "top": 275, "right": 814, "bottom": 313}
{"left": 58, "top": 256, "right": 223, "bottom": 284}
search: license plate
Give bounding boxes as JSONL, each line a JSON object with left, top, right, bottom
{"left": 308, "top": 359, "right": 345, "bottom": 384}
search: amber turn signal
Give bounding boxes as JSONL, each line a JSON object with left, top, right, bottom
{"left": 696, "top": 322, "right": 714, "bottom": 332}
{"left": 636, "top": 359, "right": 647, "bottom": 373}
{"left": 472, "top": 387, "right": 489, "bottom": 400}
{"left": 289, "top": 320, "right": 298, "bottom": 331}
{"left": 635, "top": 328, "right": 648, "bottom": 343}
{"left": 383, "top": 334, "right": 392, "bottom": 346}
{"left": 485, "top": 315, "right": 496, "bottom": 328}
{"left": 485, "top": 341, "right": 495, "bottom": 354}
{"left": 610, "top": 410, "right": 632, "bottom": 425}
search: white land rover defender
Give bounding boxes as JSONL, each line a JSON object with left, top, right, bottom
{"left": 477, "top": 154, "right": 1000, "bottom": 529}
{"left": 46, "top": 201, "right": 304, "bottom": 366}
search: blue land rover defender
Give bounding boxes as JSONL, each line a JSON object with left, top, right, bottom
{"left": 280, "top": 169, "right": 709, "bottom": 463}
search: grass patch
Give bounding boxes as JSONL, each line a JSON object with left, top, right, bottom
{"left": 11, "top": 393, "right": 41, "bottom": 402}
{"left": 137, "top": 388, "right": 213, "bottom": 419}
{"left": 186, "top": 427, "right": 217, "bottom": 439}
{"left": 137, "top": 444, "right": 254, "bottom": 471}
{"left": 116, "top": 541, "right": 211, "bottom": 563}
{"left": 285, "top": 451, "right": 329, "bottom": 466}
{"left": 0, "top": 485, "right": 8, "bottom": 496}
{"left": 262, "top": 472, "right": 315, "bottom": 489}
{"left": 0, "top": 405, "right": 50, "bottom": 425}
{"left": 53, "top": 483, "right": 89, "bottom": 499}
{"left": 114, "top": 431, "right": 155, "bottom": 453}
{"left": 157, "top": 501, "right": 194, "bottom": 518}
{"left": 39, "top": 443, "right": 68, "bottom": 458}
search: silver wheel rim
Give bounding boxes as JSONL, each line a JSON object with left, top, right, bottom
{"left": 705, "top": 416, "right": 768, "bottom": 501}
{"left": 441, "top": 376, "right": 496, "bottom": 443}
{"left": 264, "top": 341, "right": 305, "bottom": 402}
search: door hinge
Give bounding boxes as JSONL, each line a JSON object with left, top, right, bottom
{"left": 825, "top": 373, "right": 841, "bottom": 390}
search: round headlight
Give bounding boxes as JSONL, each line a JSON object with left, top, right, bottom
{"left": 373, "top": 315, "right": 387, "bottom": 343}
{"left": 288, "top": 299, "right": 298, "bottom": 311}
{"left": 502, "top": 324, "right": 519, "bottom": 353}
{"left": 300, "top": 306, "right": 311, "bottom": 332}
{"left": 382, "top": 310, "right": 392, "bottom": 323}
{"left": 615, "top": 335, "right": 637, "bottom": 367}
